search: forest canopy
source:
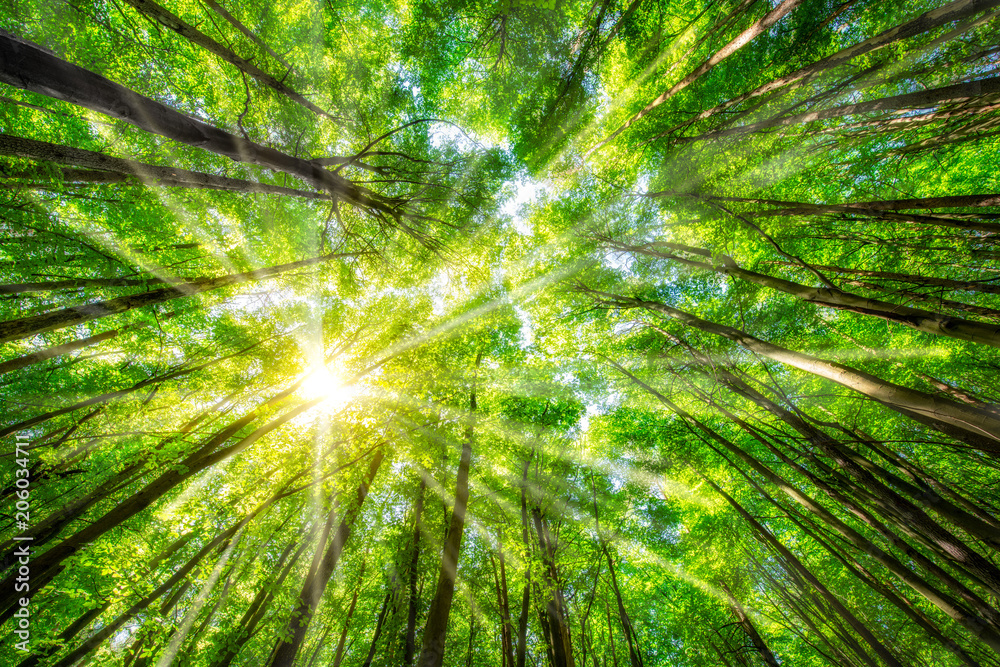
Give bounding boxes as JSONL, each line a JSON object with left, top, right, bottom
{"left": 2, "top": 0, "right": 1000, "bottom": 666}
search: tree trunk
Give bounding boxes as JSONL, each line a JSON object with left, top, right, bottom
{"left": 119, "top": 0, "right": 335, "bottom": 119}
{"left": 0, "top": 251, "right": 351, "bottom": 344}
{"left": 361, "top": 586, "right": 396, "bottom": 667}
{"left": 416, "top": 360, "right": 479, "bottom": 667}
{"left": 0, "top": 313, "right": 175, "bottom": 376}
{"left": 331, "top": 573, "right": 363, "bottom": 667}
{"left": 516, "top": 457, "right": 532, "bottom": 667}
{"left": 587, "top": 288, "right": 1000, "bottom": 449}
{"left": 693, "top": 77, "right": 1000, "bottom": 140}
{"left": 0, "top": 134, "right": 333, "bottom": 199}
{"left": 0, "top": 339, "right": 262, "bottom": 439}
{"left": 0, "top": 32, "right": 389, "bottom": 211}
{"left": 0, "top": 392, "right": 330, "bottom": 619}
{"left": 48, "top": 498, "right": 270, "bottom": 667}
{"left": 200, "top": 0, "right": 293, "bottom": 70}
{"left": 701, "top": 472, "right": 904, "bottom": 667}
{"left": 646, "top": 0, "right": 1000, "bottom": 141}
{"left": 774, "top": 262, "right": 1000, "bottom": 296}
{"left": 611, "top": 239, "right": 1000, "bottom": 347}
{"left": 405, "top": 478, "right": 426, "bottom": 666}
{"left": 719, "top": 582, "right": 781, "bottom": 667}
{"left": 608, "top": 359, "right": 1000, "bottom": 653}
{"left": 268, "top": 449, "right": 385, "bottom": 667}
{"left": 587, "top": 0, "right": 803, "bottom": 154}
{"left": 208, "top": 540, "right": 306, "bottom": 667}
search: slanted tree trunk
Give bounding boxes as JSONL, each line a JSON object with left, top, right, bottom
{"left": 719, "top": 582, "right": 781, "bottom": 667}
{"left": 0, "top": 388, "right": 335, "bottom": 619}
{"left": 607, "top": 359, "right": 1000, "bottom": 653}
{"left": 690, "top": 77, "right": 1000, "bottom": 141}
{"left": 405, "top": 478, "right": 426, "bottom": 666}
{"left": 207, "top": 540, "right": 306, "bottom": 667}
{"left": 0, "top": 251, "right": 353, "bottom": 344}
{"left": 0, "top": 313, "right": 177, "bottom": 376}
{"left": 200, "top": 0, "right": 292, "bottom": 70}
{"left": 267, "top": 449, "right": 385, "bottom": 667}
{"left": 416, "top": 355, "right": 480, "bottom": 667}
{"left": 119, "top": 0, "right": 335, "bottom": 119}
{"left": 531, "top": 505, "right": 576, "bottom": 667}
{"left": 587, "top": 0, "right": 803, "bottom": 154}
{"left": 608, "top": 238, "right": 1000, "bottom": 347}
{"left": 48, "top": 493, "right": 279, "bottom": 667}
{"left": 646, "top": 0, "right": 1000, "bottom": 141}
{"left": 584, "top": 287, "right": 1000, "bottom": 450}
{"left": 767, "top": 260, "right": 1000, "bottom": 295}
{"left": 0, "top": 134, "right": 333, "bottom": 199}
{"left": 701, "top": 472, "right": 904, "bottom": 667}
{"left": 591, "top": 478, "right": 641, "bottom": 667}
{"left": 0, "top": 339, "right": 263, "bottom": 439}
{"left": 331, "top": 565, "right": 364, "bottom": 667}
{"left": 0, "top": 32, "right": 390, "bottom": 212}
{"left": 361, "top": 585, "right": 397, "bottom": 667}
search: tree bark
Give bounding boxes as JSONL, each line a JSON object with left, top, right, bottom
{"left": 0, "top": 391, "right": 330, "bottom": 619}
{"left": 48, "top": 495, "right": 274, "bottom": 667}
{"left": 691, "top": 77, "right": 1000, "bottom": 140}
{"left": 119, "top": 0, "right": 335, "bottom": 119}
{"left": 0, "top": 32, "right": 390, "bottom": 211}
{"left": 416, "top": 359, "right": 479, "bottom": 667}
{"left": 719, "top": 582, "right": 781, "bottom": 667}
{"left": 610, "top": 239, "right": 1000, "bottom": 347}
{"left": 607, "top": 359, "right": 1000, "bottom": 653}
{"left": 587, "top": 0, "right": 803, "bottom": 154}
{"left": 701, "top": 472, "right": 905, "bottom": 667}
{"left": 516, "top": 455, "right": 532, "bottom": 667}
{"left": 0, "top": 134, "right": 333, "bottom": 199}
{"left": 645, "top": 0, "right": 1000, "bottom": 142}
{"left": 405, "top": 478, "right": 426, "bottom": 666}
{"left": 0, "top": 251, "right": 352, "bottom": 344}
{"left": 586, "top": 288, "right": 1000, "bottom": 449}
{"left": 267, "top": 448, "right": 385, "bottom": 667}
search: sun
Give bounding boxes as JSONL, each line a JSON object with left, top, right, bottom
{"left": 301, "top": 365, "right": 358, "bottom": 407}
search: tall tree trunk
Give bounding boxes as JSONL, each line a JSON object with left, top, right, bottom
{"left": 331, "top": 569, "right": 363, "bottom": 667}
{"left": 585, "top": 288, "right": 1000, "bottom": 449}
{"left": 664, "top": 336, "right": 1000, "bottom": 554}
{"left": 0, "top": 251, "right": 351, "bottom": 344}
{"left": 764, "top": 260, "right": 1000, "bottom": 297}
{"left": 591, "top": 478, "right": 640, "bottom": 667}
{"left": 200, "top": 0, "right": 293, "bottom": 70}
{"left": 516, "top": 456, "right": 533, "bottom": 667}
{"left": 416, "top": 355, "right": 480, "bottom": 667}
{"left": 0, "top": 391, "right": 332, "bottom": 619}
{"left": 609, "top": 239, "right": 1000, "bottom": 347}
{"left": 701, "top": 472, "right": 904, "bottom": 667}
{"left": 268, "top": 449, "right": 385, "bottom": 667}
{"left": 361, "top": 586, "right": 396, "bottom": 667}
{"left": 587, "top": 0, "right": 803, "bottom": 154}
{"left": 207, "top": 540, "right": 306, "bottom": 667}
{"left": 48, "top": 496, "right": 273, "bottom": 667}
{"left": 119, "top": 0, "right": 335, "bottom": 119}
{"left": 0, "top": 32, "right": 389, "bottom": 211}
{"left": 0, "top": 313, "right": 175, "bottom": 376}
{"left": 0, "top": 134, "right": 333, "bottom": 199}
{"left": 405, "top": 478, "right": 426, "bottom": 666}
{"left": 691, "top": 77, "right": 1000, "bottom": 141}
{"left": 608, "top": 359, "right": 1000, "bottom": 652}
{"left": 646, "top": 0, "right": 1000, "bottom": 141}
{"left": 0, "top": 339, "right": 263, "bottom": 439}
{"left": 719, "top": 582, "right": 781, "bottom": 667}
